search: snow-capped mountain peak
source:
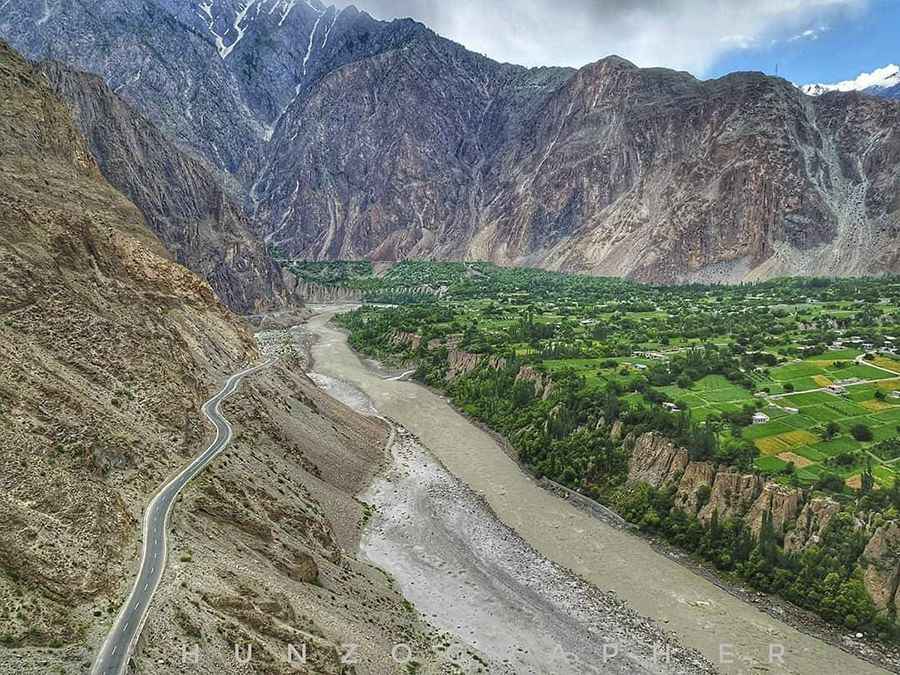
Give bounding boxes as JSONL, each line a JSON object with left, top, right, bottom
{"left": 801, "top": 63, "right": 900, "bottom": 96}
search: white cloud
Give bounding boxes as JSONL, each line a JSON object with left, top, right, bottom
{"left": 787, "top": 25, "right": 829, "bottom": 41}
{"left": 339, "top": 0, "right": 867, "bottom": 74}
{"left": 719, "top": 34, "right": 758, "bottom": 50}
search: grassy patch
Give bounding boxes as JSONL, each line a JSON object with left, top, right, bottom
{"left": 829, "top": 363, "right": 889, "bottom": 381}
{"left": 872, "top": 425, "right": 900, "bottom": 442}
{"left": 781, "top": 414, "right": 820, "bottom": 430}
{"left": 872, "top": 408, "right": 900, "bottom": 424}
{"left": 782, "top": 391, "right": 838, "bottom": 406}
{"left": 698, "top": 386, "right": 753, "bottom": 403}
{"left": 789, "top": 445, "right": 828, "bottom": 462}
{"left": 770, "top": 363, "right": 826, "bottom": 381}
{"left": 872, "top": 356, "right": 900, "bottom": 374}
{"left": 755, "top": 455, "right": 789, "bottom": 472}
{"left": 810, "top": 437, "right": 862, "bottom": 456}
{"left": 741, "top": 420, "right": 796, "bottom": 440}
{"left": 692, "top": 374, "right": 737, "bottom": 391}
{"left": 813, "top": 374, "right": 833, "bottom": 387}
{"left": 803, "top": 405, "right": 845, "bottom": 422}
{"left": 876, "top": 378, "right": 900, "bottom": 391}
{"left": 777, "top": 451, "right": 813, "bottom": 468}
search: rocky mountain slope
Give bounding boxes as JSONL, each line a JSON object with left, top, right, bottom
{"left": 40, "top": 61, "right": 289, "bottom": 313}
{"left": 3, "top": 1, "right": 899, "bottom": 283}
{"left": 880, "top": 85, "right": 900, "bottom": 101}
{"left": 0, "top": 40, "right": 471, "bottom": 674}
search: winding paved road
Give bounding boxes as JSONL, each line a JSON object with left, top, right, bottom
{"left": 91, "top": 359, "right": 275, "bottom": 675}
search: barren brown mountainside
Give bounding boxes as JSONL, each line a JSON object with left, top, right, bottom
{"left": 0, "top": 40, "right": 470, "bottom": 674}
{"left": 3, "top": 0, "right": 899, "bottom": 284}
{"left": 39, "top": 62, "right": 291, "bottom": 314}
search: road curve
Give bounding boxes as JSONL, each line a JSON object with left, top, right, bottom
{"left": 91, "top": 359, "right": 276, "bottom": 675}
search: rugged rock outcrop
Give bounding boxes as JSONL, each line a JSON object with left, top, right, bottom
{"left": 6, "top": 1, "right": 899, "bottom": 283}
{"left": 673, "top": 461, "right": 717, "bottom": 515}
{"left": 627, "top": 432, "right": 689, "bottom": 487}
{"left": 447, "top": 350, "right": 506, "bottom": 379}
{"left": 697, "top": 470, "right": 765, "bottom": 526}
{"left": 0, "top": 35, "right": 252, "bottom": 653}
{"left": 290, "top": 279, "right": 363, "bottom": 304}
{"left": 392, "top": 331, "right": 423, "bottom": 351}
{"left": 746, "top": 483, "right": 803, "bottom": 538}
{"left": 862, "top": 521, "right": 900, "bottom": 612}
{"left": 516, "top": 364, "right": 554, "bottom": 399}
{"left": 628, "top": 433, "right": 803, "bottom": 530}
{"left": 784, "top": 496, "right": 841, "bottom": 552}
{"left": 625, "top": 431, "right": 900, "bottom": 621}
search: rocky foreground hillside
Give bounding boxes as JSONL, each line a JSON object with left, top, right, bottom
{"left": 4, "top": 0, "right": 900, "bottom": 282}
{"left": 0, "top": 41, "right": 474, "bottom": 673}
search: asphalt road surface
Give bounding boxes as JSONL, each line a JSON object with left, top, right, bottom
{"left": 91, "top": 359, "right": 275, "bottom": 675}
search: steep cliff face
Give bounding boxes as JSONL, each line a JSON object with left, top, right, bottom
{"left": 626, "top": 439, "right": 808, "bottom": 534}
{"left": 447, "top": 349, "right": 507, "bottom": 380}
{"left": 784, "top": 496, "right": 841, "bottom": 553}
{"left": 1, "top": 0, "right": 325, "bottom": 190}
{"left": 745, "top": 483, "right": 803, "bottom": 538}
{"left": 253, "top": 28, "right": 568, "bottom": 260}
{"left": 483, "top": 61, "right": 896, "bottom": 282}
{"left": 289, "top": 279, "right": 364, "bottom": 303}
{"left": 673, "top": 461, "right": 717, "bottom": 515}
{"left": 862, "top": 522, "right": 900, "bottom": 612}
{"left": 515, "top": 364, "right": 555, "bottom": 400}
{"left": 697, "top": 470, "right": 765, "bottom": 526}
{"left": 7, "top": 1, "right": 897, "bottom": 282}
{"left": 625, "top": 431, "right": 900, "bottom": 621}
{"left": 626, "top": 432, "right": 689, "bottom": 487}
{"left": 39, "top": 61, "right": 289, "bottom": 314}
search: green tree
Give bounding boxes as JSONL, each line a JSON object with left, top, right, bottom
{"left": 850, "top": 424, "right": 873, "bottom": 442}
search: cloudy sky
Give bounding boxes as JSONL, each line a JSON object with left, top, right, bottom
{"left": 340, "top": 0, "right": 897, "bottom": 84}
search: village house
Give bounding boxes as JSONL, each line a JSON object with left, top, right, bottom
{"left": 752, "top": 412, "right": 770, "bottom": 424}
{"left": 634, "top": 350, "right": 668, "bottom": 360}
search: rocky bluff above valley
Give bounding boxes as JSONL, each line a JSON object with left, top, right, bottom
{"left": 627, "top": 432, "right": 900, "bottom": 614}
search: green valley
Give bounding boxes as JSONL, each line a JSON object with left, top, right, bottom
{"left": 291, "top": 259, "right": 900, "bottom": 640}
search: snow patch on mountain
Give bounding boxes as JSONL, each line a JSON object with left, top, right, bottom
{"left": 197, "top": 0, "right": 323, "bottom": 58}
{"left": 801, "top": 64, "right": 900, "bottom": 96}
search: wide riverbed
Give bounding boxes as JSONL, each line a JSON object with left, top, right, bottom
{"left": 306, "top": 307, "right": 887, "bottom": 675}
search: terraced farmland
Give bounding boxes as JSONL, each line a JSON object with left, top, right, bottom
{"left": 645, "top": 350, "right": 900, "bottom": 488}
{"left": 746, "top": 382, "right": 900, "bottom": 487}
